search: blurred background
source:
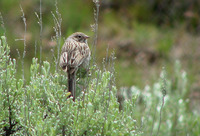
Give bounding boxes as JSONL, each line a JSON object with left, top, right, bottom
{"left": 0, "top": 0, "right": 200, "bottom": 112}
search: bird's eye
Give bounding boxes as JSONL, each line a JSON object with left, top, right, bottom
{"left": 78, "top": 35, "right": 82, "bottom": 38}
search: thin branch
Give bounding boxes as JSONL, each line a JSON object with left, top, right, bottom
{"left": 19, "top": 5, "right": 27, "bottom": 84}
{"left": 82, "top": 0, "right": 101, "bottom": 115}
{"left": 91, "top": 0, "right": 100, "bottom": 64}
{"left": 156, "top": 94, "right": 165, "bottom": 136}
{"left": 35, "top": 0, "right": 43, "bottom": 66}
{"left": 39, "top": 0, "right": 43, "bottom": 66}
{"left": 156, "top": 67, "right": 167, "bottom": 136}
{"left": 34, "top": 40, "right": 37, "bottom": 57}
{"left": 51, "top": 0, "right": 62, "bottom": 71}
{"left": 19, "top": 5, "right": 29, "bottom": 135}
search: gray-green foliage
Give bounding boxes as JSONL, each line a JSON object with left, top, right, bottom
{"left": 0, "top": 36, "right": 139, "bottom": 135}
{"left": 0, "top": 36, "right": 24, "bottom": 135}
{"left": 121, "top": 62, "right": 200, "bottom": 136}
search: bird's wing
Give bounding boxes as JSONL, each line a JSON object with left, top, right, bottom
{"left": 78, "top": 42, "right": 91, "bottom": 59}
{"left": 59, "top": 40, "right": 90, "bottom": 73}
{"left": 59, "top": 40, "right": 75, "bottom": 71}
{"left": 70, "top": 42, "right": 90, "bottom": 67}
{"left": 59, "top": 52, "right": 68, "bottom": 72}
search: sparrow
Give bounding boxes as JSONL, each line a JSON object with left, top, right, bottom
{"left": 59, "top": 32, "right": 91, "bottom": 101}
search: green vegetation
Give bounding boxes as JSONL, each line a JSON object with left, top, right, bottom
{"left": 1, "top": 0, "right": 200, "bottom": 135}
{"left": 1, "top": 34, "right": 199, "bottom": 135}
{"left": 0, "top": 36, "right": 139, "bottom": 135}
{"left": 122, "top": 64, "right": 200, "bottom": 135}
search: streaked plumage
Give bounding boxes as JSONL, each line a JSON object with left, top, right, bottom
{"left": 59, "top": 32, "right": 90, "bottom": 100}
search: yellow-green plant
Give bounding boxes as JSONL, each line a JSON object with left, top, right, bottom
{"left": 0, "top": 36, "right": 140, "bottom": 135}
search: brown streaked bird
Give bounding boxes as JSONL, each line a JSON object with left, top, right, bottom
{"left": 59, "top": 32, "right": 91, "bottom": 101}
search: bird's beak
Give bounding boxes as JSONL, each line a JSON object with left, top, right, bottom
{"left": 85, "top": 35, "right": 90, "bottom": 39}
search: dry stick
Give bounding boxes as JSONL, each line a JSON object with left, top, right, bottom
{"left": 20, "top": 5, "right": 27, "bottom": 83}
{"left": 39, "top": 0, "right": 43, "bottom": 66}
{"left": 108, "top": 51, "right": 116, "bottom": 86}
{"left": 34, "top": 40, "right": 37, "bottom": 58}
{"left": 156, "top": 68, "right": 166, "bottom": 136}
{"left": 50, "top": 47, "right": 57, "bottom": 69}
{"left": 105, "top": 45, "right": 109, "bottom": 69}
{"left": 16, "top": 49, "right": 21, "bottom": 63}
{"left": 102, "top": 45, "right": 110, "bottom": 72}
{"left": 156, "top": 95, "right": 165, "bottom": 136}
{"left": 34, "top": 5, "right": 42, "bottom": 65}
{"left": 91, "top": 0, "right": 100, "bottom": 64}
{"left": 83, "top": 0, "right": 100, "bottom": 114}
{"left": 51, "top": 10, "right": 62, "bottom": 71}
{"left": 55, "top": 0, "right": 62, "bottom": 72}
{"left": 19, "top": 5, "right": 31, "bottom": 134}
{"left": 83, "top": 0, "right": 100, "bottom": 99}
{"left": 51, "top": 2, "right": 66, "bottom": 131}
{"left": 52, "top": 1, "right": 66, "bottom": 134}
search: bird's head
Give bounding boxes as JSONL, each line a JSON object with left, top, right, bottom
{"left": 69, "top": 32, "right": 90, "bottom": 43}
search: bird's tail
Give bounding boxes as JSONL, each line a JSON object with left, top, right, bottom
{"left": 68, "top": 70, "right": 76, "bottom": 101}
